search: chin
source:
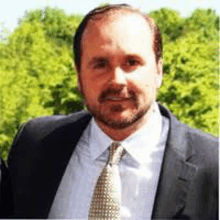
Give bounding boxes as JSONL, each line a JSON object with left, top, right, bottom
{"left": 88, "top": 100, "right": 152, "bottom": 129}
{"left": 97, "top": 107, "right": 149, "bottom": 130}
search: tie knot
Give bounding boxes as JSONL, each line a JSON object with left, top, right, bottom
{"left": 108, "top": 142, "right": 124, "bottom": 166}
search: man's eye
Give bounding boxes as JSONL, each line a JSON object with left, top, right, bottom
{"left": 94, "top": 62, "right": 107, "bottom": 69}
{"left": 126, "top": 59, "right": 140, "bottom": 66}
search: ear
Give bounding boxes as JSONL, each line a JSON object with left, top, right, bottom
{"left": 156, "top": 58, "right": 163, "bottom": 88}
{"left": 75, "top": 63, "right": 82, "bottom": 93}
{"left": 77, "top": 74, "right": 88, "bottom": 106}
{"left": 77, "top": 81, "right": 81, "bottom": 93}
{"left": 77, "top": 75, "right": 82, "bottom": 93}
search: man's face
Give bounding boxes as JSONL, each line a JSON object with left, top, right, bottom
{"left": 78, "top": 13, "right": 163, "bottom": 129}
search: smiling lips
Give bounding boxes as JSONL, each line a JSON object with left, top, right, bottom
{"left": 104, "top": 95, "right": 133, "bottom": 103}
{"left": 99, "top": 87, "right": 136, "bottom": 103}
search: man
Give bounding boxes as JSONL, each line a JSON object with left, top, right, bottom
{"left": 8, "top": 4, "right": 218, "bottom": 219}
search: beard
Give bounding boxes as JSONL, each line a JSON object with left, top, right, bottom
{"left": 88, "top": 104, "right": 151, "bottom": 129}
{"left": 85, "top": 87, "right": 152, "bottom": 130}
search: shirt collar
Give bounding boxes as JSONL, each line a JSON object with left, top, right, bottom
{"left": 121, "top": 103, "right": 162, "bottom": 165}
{"left": 88, "top": 103, "right": 162, "bottom": 164}
{"left": 89, "top": 118, "right": 113, "bottom": 161}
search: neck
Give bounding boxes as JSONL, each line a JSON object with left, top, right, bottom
{"left": 95, "top": 104, "right": 155, "bottom": 141}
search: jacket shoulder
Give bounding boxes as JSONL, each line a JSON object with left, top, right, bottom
{"left": 18, "top": 110, "right": 91, "bottom": 141}
{"left": 159, "top": 103, "right": 218, "bottom": 164}
{"left": 186, "top": 125, "right": 218, "bottom": 149}
{"left": 8, "top": 111, "right": 92, "bottom": 164}
{"left": 185, "top": 125, "right": 219, "bottom": 167}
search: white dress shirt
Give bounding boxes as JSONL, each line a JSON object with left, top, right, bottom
{"left": 48, "top": 103, "right": 169, "bottom": 219}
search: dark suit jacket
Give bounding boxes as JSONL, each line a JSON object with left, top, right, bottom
{"left": 0, "top": 158, "right": 13, "bottom": 218}
{"left": 7, "top": 104, "right": 218, "bottom": 219}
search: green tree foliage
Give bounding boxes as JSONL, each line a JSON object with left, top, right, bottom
{"left": 0, "top": 8, "right": 83, "bottom": 159}
{"left": 0, "top": 7, "right": 219, "bottom": 160}
{"left": 150, "top": 8, "right": 219, "bottom": 135}
{"left": 150, "top": 8, "right": 185, "bottom": 41}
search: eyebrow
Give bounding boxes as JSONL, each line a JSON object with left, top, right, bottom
{"left": 88, "top": 57, "right": 109, "bottom": 67}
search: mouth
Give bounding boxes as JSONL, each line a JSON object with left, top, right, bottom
{"left": 102, "top": 96, "right": 134, "bottom": 104}
{"left": 98, "top": 88, "right": 136, "bottom": 104}
{"left": 105, "top": 96, "right": 130, "bottom": 101}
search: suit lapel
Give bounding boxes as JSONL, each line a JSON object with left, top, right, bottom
{"left": 152, "top": 105, "right": 198, "bottom": 219}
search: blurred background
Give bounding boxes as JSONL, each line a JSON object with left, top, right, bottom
{"left": 0, "top": 0, "right": 219, "bottom": 160}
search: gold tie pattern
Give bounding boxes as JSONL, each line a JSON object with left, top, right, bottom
{"left": 88, "top": 142, "right": 125, "bottom": 220}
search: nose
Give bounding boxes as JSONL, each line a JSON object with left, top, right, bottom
{"left": 110, "top": 67, "right": 127, "bottom": 86}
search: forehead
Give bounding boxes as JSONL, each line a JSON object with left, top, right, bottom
{"left": 81, "top": 12, "right": 154, "bottom": 55}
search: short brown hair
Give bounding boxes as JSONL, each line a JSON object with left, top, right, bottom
{"left": 73, "top": 4, "right": 162, "bottom": 72}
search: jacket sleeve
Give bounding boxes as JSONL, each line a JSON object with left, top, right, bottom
{"left": 0, "top": 158, "right": 13, "bottom": 218}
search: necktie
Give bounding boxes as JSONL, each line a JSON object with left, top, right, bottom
{"left": 88, "top": 142, "right": 125, "bottom": 220}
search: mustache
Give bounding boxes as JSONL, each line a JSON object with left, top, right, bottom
{"left": 98, "top": 87, "right": 136, "bottom": 103}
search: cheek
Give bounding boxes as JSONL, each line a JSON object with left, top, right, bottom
{"left": 141, "top": 73, "right": 159, "bottom": 91}
{"left": 128, "top": 74, "right": 154, "bottom": 92}
{"left": 131, "top": 67, "right": 156, "bottom": 85}
{"left": 82, "top": 79, "right": 104, "bottom": 100}
{"left": 127, "top": 75, "right": 158, "bottom": 102}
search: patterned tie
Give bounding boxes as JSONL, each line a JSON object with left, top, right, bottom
{"left": 88, "top": 142, "right": 125, "bottom": 220}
